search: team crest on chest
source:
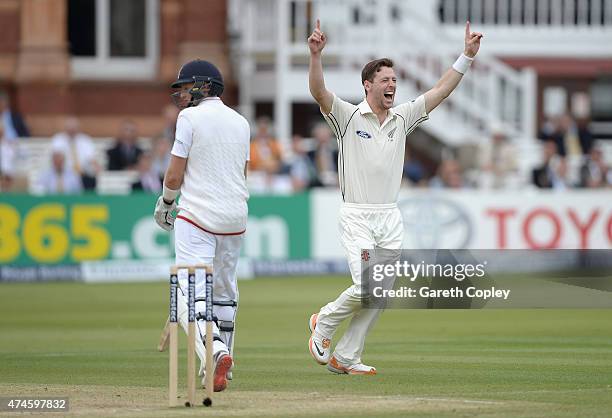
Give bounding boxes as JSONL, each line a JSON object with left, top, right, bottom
{"left": 387, "top": 127, "right": 397, "bottom": 140}
{"left": 356, "top": 130, "right": 372, "bottom": 139}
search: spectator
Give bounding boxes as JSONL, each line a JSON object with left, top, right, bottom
{"left": 554, "top": 158, "right": 571, "bottom": 190}
{"left": 249, "top": 116, "right": 283, "bottom": 174}
{"left": 131, "top": 152, "right": 162, "bottom": 193}
{"left": 39, "top": 151, "right": 82, "bottom": 194}
{"left": 539, "top": 115, "right": 564, "bottom": 156}
{"left": 403, "top": 157, "right": 426, "bottom": 186}
{"left": 580, "top": 143, "right": 611, "bottom": 188}
{"left": 539, "top": 114, "right": 591, "bottom": 157}
{"left": 429, "top": 159, "right": 464, "bottom": 188}
{"left": 532, "top": 140, "right": 555, "bottom": 188}
{"left": 289, "top": 134, "right": 319, "bottom": 191}
{"left": 151, "top": 135, "right": 172, "bottom": 182}
{"left": 576, "top": 117, "right": 595, "bottom": 155}
{"left": 161, "top": 104, "right": 179, "bottom": 141}
{"left": 308, "top": 123, "right": 338, "bottom": 187}
{"left": 0, "top": 91, "right": 30, "bottom": 141}
{"left": 559, "top": 114, "right": 582, "bottom": 156}
{"left": 478, "top": 126, "right": 518, "bottom": 188}
{"left": 106, "top": 120, "right": 143, "bottom": 170}
{"left": 532, "top": 140, "right": 568, "bottom": 189}
{"left": 51, "top": 116, "right": 99, "bottom": 190}
{"left": 0, "top": 121, "right": 16, "bottom": 191}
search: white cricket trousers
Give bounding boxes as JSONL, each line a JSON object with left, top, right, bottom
{"left": 316, "top": 203, "right": 403, "bottom": 365}
{"left": 173, "top": 217, "right": 243, "bottom": 367}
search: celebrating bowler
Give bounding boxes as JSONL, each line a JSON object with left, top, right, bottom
{"left": 307, "top": 19, "right": 483, "bottom": 374}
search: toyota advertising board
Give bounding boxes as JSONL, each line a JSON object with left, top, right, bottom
{"left": 311, "top": 189, "right": 612, "bottom": 257}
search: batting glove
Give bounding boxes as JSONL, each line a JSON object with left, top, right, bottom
{"left": 154, "top": 196, "right": 177, "bottom": 231}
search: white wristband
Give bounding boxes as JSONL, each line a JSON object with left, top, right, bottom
{"left": 163, "top": 184, "right": 179, "bottom": 203}
{"left": 452, "top": 53, "right": 474, "bottom": 75}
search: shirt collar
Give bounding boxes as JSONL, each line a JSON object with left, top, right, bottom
{"left": 357, "top": 99, "right": 395, "bottom": 117}
{"left": 197, "top": 97, "right": 222, "bottom": 106}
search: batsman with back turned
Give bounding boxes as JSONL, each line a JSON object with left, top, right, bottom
{"left": 154, "top": 59, "right": 250, "bottom": 392}
{"left": 307, "top": 19, "right": 483, "bottom": 374}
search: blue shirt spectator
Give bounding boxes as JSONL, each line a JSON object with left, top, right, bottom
{"left": 0, "top": 91, "right": 30, "bottom": 141}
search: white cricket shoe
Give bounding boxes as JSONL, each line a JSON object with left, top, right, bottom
{"left": 308, "top": 313, "right": 331, "bottom": 365}
{"left": 308, "top": 313, "right": 318, "bottom": 334}
{"left": 327, "top": 356, "right": 377, "bottom": 375}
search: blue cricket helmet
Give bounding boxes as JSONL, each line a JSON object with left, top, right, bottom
{"left": 170, "top": 59, "right": 224, "bottom": 108}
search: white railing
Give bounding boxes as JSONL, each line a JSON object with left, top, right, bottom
{"left": 434, "top": 0, "right": 612, "bottom": 56}
{"left": 389, "top": 1, "right": 538, "bottom": 143}
{"left": 394, "top": 52, "right": 536, "bottom": 143}
{"left": 439, "top": 0, "right": 612, "bottom": 26}
{"left": 231, "top": 0, "right": 538, "bottom": 146}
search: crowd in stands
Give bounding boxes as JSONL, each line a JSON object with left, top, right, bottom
{"left": 532, "top": 114, "right": 609, "bottom": 189}
{"left": 0, "top": 88, "right": 609, "bottom": 195}
{"left": 0, "top": 91, "right": 176, "bottom": 195}
{"left": 247, "top": 113, "right": 610, "bottom": 193}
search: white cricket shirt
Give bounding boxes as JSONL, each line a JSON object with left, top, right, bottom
{"left": 322, "top": 94, "right": 428, "bottom": 204}
{"left": 171, "top": 97, "right": 250, "bottom": 234}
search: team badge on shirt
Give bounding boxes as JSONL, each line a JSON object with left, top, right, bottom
{"left": 387, "top": 127, "right": 397, "bottom": 140}
{"left": 356, "top": 130, "right": 372, "bottom": 139}
{"left": 361, "top": 249, "right": 370, "bottom": 261}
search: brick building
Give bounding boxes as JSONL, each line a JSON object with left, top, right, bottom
{"left": 0, "top": 0, "right": 234, "bottom": 137}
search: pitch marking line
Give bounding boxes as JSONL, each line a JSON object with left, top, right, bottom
{"left": 327, "top": 394, "right": 505, "bottom": 405}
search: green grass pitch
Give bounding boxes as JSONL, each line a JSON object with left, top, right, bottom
{"left": 1, "top": 276, "right": 611, "bottom": 417}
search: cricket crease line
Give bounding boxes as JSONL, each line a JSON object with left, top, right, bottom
{"left": 414, "top": 397, "right": 504, "bottom": 405}
{"left": 476, "top": 387, "right": 611, "bottom": 395}
{"left": 329, "top": 395, "right": 505, "bottom": 405}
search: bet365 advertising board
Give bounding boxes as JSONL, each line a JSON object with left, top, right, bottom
{"left": 0, "top": 193, "right": 310, "bottom": 267}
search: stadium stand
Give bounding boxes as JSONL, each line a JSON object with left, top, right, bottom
{"left": 12, "top": 138, "right": 152, "bottom": 195}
